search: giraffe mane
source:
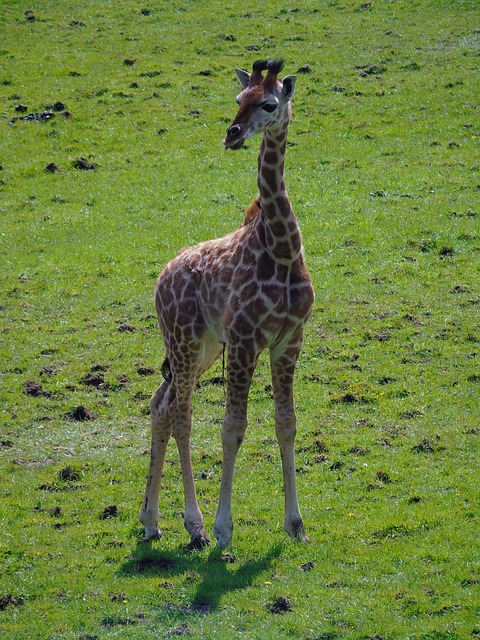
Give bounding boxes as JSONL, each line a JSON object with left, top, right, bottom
{"left": 241, "top": 195, "right": 261, "bottom": 226}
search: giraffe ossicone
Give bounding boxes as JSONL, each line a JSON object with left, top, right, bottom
{"left": 139, "top": 58, "right": 314, "bottom": 549}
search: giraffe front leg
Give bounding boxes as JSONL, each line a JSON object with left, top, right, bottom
{"left": 270, "top": 340, "right": 308, "bottom": 542}
{"left": 213, "top": 413, "right": 248, "bottom": 548}
{"left": 277, "top": 422, "right": 308, "bottom": 542}
{"left": 139, "top": 382, "right": 172, "bottom": 541}
{"left": 177, "top": 438, "right": 210, "bottom": 550}
{"left": 172, "top": 400, "right": 210, "bottom": 549}
{"left": 214, "top": 345, "right": 257, "bottom": 548}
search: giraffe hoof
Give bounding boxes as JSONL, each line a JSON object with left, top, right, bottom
{"left": 143, "top": 526, "right": 163, "bottom": 542}
{"left": 295, "top": 530, "right": 310, "bottom": 543}
{"left": 213, "top": 524, "right": 233, "bottom": 549}
{"left": 286, "top": 518, "right": 308, "bottom": 542}
{"left": 186, "top": 533, "right": 210, "bottom": 551}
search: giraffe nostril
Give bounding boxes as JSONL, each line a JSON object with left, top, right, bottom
{"left": 227, "top": 124, "right": 242, "bottom": 138}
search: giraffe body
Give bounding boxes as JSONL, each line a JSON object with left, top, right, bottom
{"left": 140, "top": 59, "right": 314, "bottom": 548}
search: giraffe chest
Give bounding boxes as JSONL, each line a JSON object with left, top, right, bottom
{"left": 202, "top": 252, "right": 313, "bottom": 345}
{"left": 157, "top": 230, "right": 313, "bottom": 347}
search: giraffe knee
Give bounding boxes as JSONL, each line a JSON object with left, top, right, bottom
{"left": 275, "top": 413, "right": 297, "bottom": 443}
{"left": 221, "top": 418, "right": 247, "bottom": 451}
{"left": 150, "top": 398, "right": 171, "bottom": 436}
{"left": 150, "top": 381, "right": 171, "bottom": 415}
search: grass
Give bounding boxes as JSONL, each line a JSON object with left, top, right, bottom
{"left": 1, "top": 0, "right": 479, "bottom": 637}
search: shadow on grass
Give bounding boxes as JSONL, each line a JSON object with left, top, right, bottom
{"left": 120, "top": 539, "right": 283, "bottom": 611}
{"left": 192, "top": 543, "right": 283, "bottom": 609}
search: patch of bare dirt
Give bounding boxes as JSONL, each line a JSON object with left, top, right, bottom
{"left": 11, "top": 110, "right": 54, "bottom": 123}
{"left": 412, "top": 436, "right": 444, "bottom": 453}
{"left": 24, "top": 380, "right": 51, "bottom": 397}
{"left": 118, "top": 322, "right": 135, "bottom": 332}
{"left": 45, "top": 162, "right": 60, "bottom": 173}
{"left": 41, "top": 363, "right": 57, "bottom": 376}
{"left": 0, "top": 594, "right": 23, "bottom": 610}
{"left": 137, "top": 366, "right": 155, "bottom": 376}
{"left": 268, "top": 595, "right": 292, "bottom": 614}
{"left": 72, "top": 157, "right": 98, "bottom": 171}
{"left": 58, "top": 466, "right": 80, "bottom": 482}
{"left": 13, "top": 459, "right": 54, "bottom": 467}
{"left": 65, "top": 405, "right": 96, "bottom": 421}
{"left": 166, "top": 622, "right": 193, "bottom": 636}
{"left": 100, "top": 505, "right": 119, "bottom": 520}
{"left": 82, "top": 371, "right": 105, "bottom": 387}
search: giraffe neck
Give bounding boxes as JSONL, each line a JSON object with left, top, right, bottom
{"left": 256, "top": 117, "right": 302, "bottom": 263}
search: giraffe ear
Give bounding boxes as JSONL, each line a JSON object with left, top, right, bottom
{"left": 281, "top": 75, "right": 297, "bottom": 100}
{"left": 235, "top": 68, "right": 251, "bottom": 90}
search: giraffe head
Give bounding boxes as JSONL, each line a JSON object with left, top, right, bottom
{"left": 224, "top": 59, "right": 296, "bottom": 150}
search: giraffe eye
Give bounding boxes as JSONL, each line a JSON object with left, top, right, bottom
{"left": 261, "top": 102, "right": 277, "bottom": 113}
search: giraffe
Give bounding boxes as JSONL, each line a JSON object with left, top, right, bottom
{"left": 139, "top": 58, "right": 314, "bottom": 549}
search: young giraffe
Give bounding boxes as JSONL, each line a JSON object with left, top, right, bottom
{"left": 140, "top": 59, "right": 314, "bottom": 549}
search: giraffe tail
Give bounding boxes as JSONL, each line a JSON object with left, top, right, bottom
{"left": 161, "top": 357, "right": 173, "bottom": 384}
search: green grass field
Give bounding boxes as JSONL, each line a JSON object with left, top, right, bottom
{"left": 1, "top": 0, "right": 479, "bottom": 638}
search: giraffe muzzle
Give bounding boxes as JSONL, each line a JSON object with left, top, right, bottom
{"left": 227, "top": 124, "right": 242, "bottom": 138}
{"left": 224, "top": 124, "right": 245, "bottom": 150}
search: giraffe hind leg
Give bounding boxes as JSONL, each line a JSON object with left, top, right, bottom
{"left": 139, "top": 379, "right": 173, "bottom": 540}
{"left": 270, "top": 337, "right": 308, "bottom": 542}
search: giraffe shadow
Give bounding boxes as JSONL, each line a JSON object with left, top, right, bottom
{"left": 120, "top": 540, "right": 283, "bottom": 612}
{"left": 191, "top": 543, "right": 283, "bottom": 609}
